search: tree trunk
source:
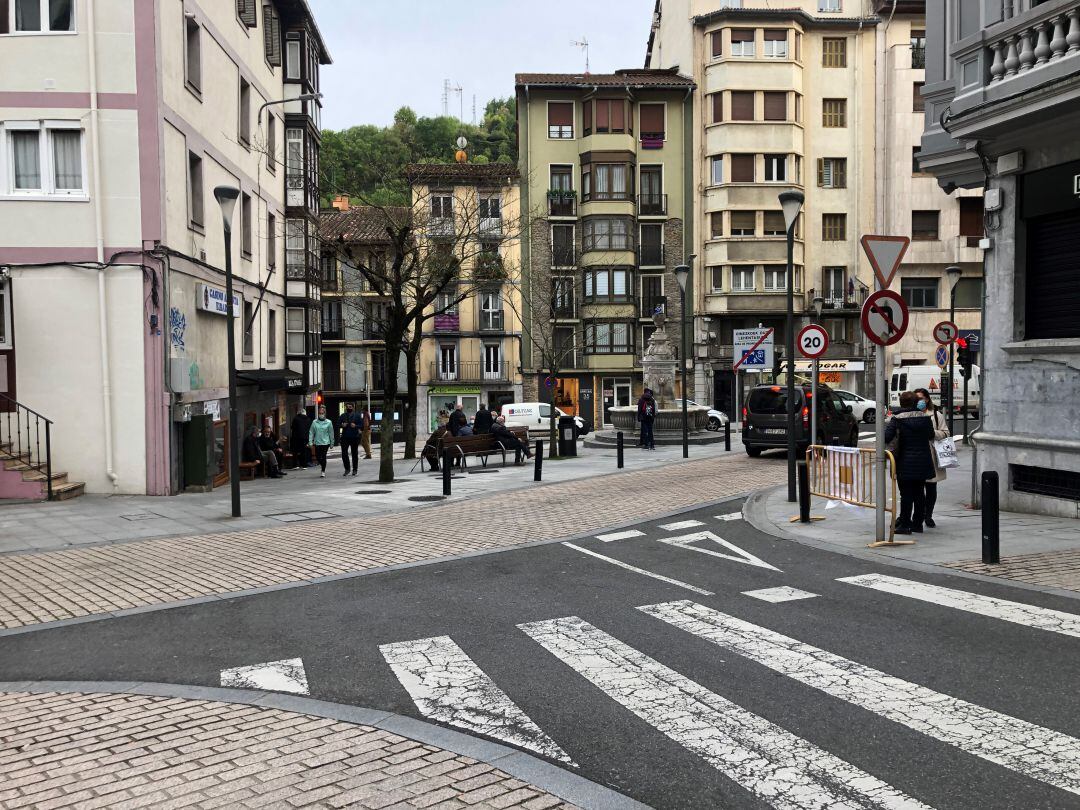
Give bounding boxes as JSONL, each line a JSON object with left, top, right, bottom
{"left": 546, "top": 362, "right": 560, "bottom": 459}
{"left": 379, "top": 337, "right": 402, "bottom": 483}
{"left": 403, "top": 339, "right": 421, "bottom": 460}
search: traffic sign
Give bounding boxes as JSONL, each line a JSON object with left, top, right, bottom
{"left": 933, "top": 320, "right": 958, "bottom": 345}
{"left": 733, "top": 327, "right": 774, "bottom": 371}
{"left": 860, "top": 235, "right": 910, "bottom": 289}
{"left": 544, "top": 376, "right": 557, "bottom": 389}
{"left": 936, "top": 346, "right": 948, "bottom": 368}
{"left": 797, "top": 324, "right": 829, "bottom": 359}
{"left": 861, "top": 290, "right": 909, "bottom": 347}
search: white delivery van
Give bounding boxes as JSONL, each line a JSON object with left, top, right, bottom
{"left": 500, "top": 403, "right": 588, "bottom": 435}
{"left": 889, "top": 366, "right": 980, "bottom": 416}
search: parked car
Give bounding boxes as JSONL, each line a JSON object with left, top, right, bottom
{"left": 742, "top": 383, "right": 859, "bottom": 457}
{"left": 500, "top": 402, "right": 588, "bottom": 436}
{"left": 831, "top": 389, "right": 877, "bottom": 424}
{"left": 673, "top": 399, "right": 730, "bottom": 431}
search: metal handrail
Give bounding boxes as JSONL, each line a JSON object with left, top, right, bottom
{"left": 0, "top": 392, "right": 55, "bottom": 500}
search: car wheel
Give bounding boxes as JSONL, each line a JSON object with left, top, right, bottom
{"left": 863, "top": 409, "right": 876, "bottom": 424}
{"left": 745, "top": 445, "right": 762, "bottom": 457}
{"left": 707, "top": 416, "right": 721, "bottom": 431}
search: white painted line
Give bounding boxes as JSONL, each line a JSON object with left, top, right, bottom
{"left": 641, "top": 600, "right": 1080, "bottom": 797}
{"left": 742, "top": 587, "right": 818, "bottom": 603}
{"left": 715, "top": 513, "right": 743, "bottom": 522}
{"left": 520, "top": 616, "right": 930, "bottom": 810}
{"left": 220, "top": 658, "right": 309, "bottom": 695}
{"left": 380, "top": 635, "right": 572, "bottom": 764}
{"left": 595, "top": 529, "right": 645, "bottom": 543}
{"left": 562, "top": 543, "right": 713, "bottom": 596}
{"left": 659, "top": 519, "right": 705, "bottom": 531}
{"left": 838, "top": 574, "right": 1080, "bottom": 639}
{"left": 657, "top": 531, "right": 780, "bottom": 572}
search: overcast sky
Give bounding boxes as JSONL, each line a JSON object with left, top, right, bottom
{"left": 307, "top": 0, "right": 656, "bottom": 131}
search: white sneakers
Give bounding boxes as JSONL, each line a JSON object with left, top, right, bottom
{"left": 320, "top": 472, "right": 325, "bottom": 478}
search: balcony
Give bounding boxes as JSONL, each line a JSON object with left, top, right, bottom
{"left": 806, "top": 285, "right": 868, "bottom": 313}
{"left": 548, "top": 194, "right": 578, "bottom": 217}
{"left": 638, "top": 193, "right": 668, "bottom": 216}
{"left": 479, "top": 217, "right": 502, "bottom": 237}
{"left": 322, "top": 322, "right": 345, "bottom": 341}
{"left": 640, "top": 131, "right": 666, "bottom": 150}
{"left": 428, "top": 217, "right": 455, "bottom": 238}
{"left": 479, "top": 310, "right": 505, "bottom": 332}
{"left": 434, "top": 313, "right": 460, "bottom": 332}
{"left": 638, "top": 244, "right": 665, "bottom": 267}
{"left": 583, "top": 190, "right": 634, "bottom": 203}
{"left": 363, "top": 325, "right": 386, "bottom": 341}
{"left": 430, "top": 361, "right": 510, "bottom": 383}
{"left": 551, "top": 246, "right": 577, "bottom": 268}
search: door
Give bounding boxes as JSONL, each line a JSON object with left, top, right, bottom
{"left": 713, "top": 369, "right": 735, "bottom": 420}
{"left": 0, "top": 278, "right": 14, "bottom": 408}
{"left": 602, "top": 377, "right": 631, "bottom": 425}
{"left": 212, "top": 420, "right": 229, "bottom": 488}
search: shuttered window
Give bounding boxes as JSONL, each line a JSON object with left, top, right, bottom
{"left": 548, "top": 102, "right": 573, "bottom": 139}
{"left": 731, "top": 211, "right": 756, "bottom": 236}
{"left": 263, "top": 4, "right": 281, "bottom": 65}
{"left": 1025, "top": 209, "right": 1080, "bottom": 339}
{"left": 711, "top": 31, "right": 723, "bottom": 57}
{"left": 730, "top": 91, "right": 755, "bottom": 121}
{"left": 823, "top": 98, "right": 847, "bottom": 127}
{"left": 731, "top": 154, "right": 755, "bottom": 183}
{"left": 763, "top": 92, "right": 786, "bottom": 121}
{"left": 959, "top": 198, "right": 984, "bottom": 246}
{"left": 730, "top": 28, "right": 755, "bottom": 57}
{"left": 237, "top": 0, "right": 257, "bottom": 27}
{"left": 639, "top": 103, "right": 665, "bottom": 137}
{"left": 822, "top": 37, "right": 847, "bottom": 67}
{"left": 711, "top": 92, "right": 723, "bottom": 123}
{"left": 817, "top": 158, "right": 847, "bottom": 188}
{"left": 710, "top": 212, "right": 724, "bottom": 238}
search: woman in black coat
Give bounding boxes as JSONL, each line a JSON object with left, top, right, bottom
{"left": 885, "top": 391, "right": 936, "bottom": 534}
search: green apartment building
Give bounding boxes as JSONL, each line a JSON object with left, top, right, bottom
{"left": 515, "top": 69, "right": 695, "bottom": 430}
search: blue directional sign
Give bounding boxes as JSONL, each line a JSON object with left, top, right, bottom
{"left": 741, "top": 349, "right": 766, "bottom": 367}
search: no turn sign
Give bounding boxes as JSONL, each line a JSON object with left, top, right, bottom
{"left": 797, "top": 324, "right": 829, "bottom": 359}
{"left": 861, "top": 290, "right": 909, "bottom": 347}
{"left": 933, "top": 320, "right": 959, "bottom": 345}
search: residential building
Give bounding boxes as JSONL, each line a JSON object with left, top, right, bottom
{"left": 0, "top": 0, "right": 329, "bottom": 496}
{"left": 919, "top": 0, "right": 1080, "bottom": 518}
{"left": 515, "top": 69, "right": 695, "bottom": 430}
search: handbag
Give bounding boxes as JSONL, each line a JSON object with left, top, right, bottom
{"left": 933, "top": 436, "right": 960, "bottom": 469}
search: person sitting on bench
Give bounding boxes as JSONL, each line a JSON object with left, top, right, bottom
{"left": 242, "top": 426, "right": 283, "bottom": 478}
{"left": 491, "top": 416, "right": 532, "bottom": 463}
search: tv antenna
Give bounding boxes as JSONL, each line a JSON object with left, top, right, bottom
{"left": 571, "top": 36, "right": 590, "bottom": 73}
{"left": 441, "top": 79, "right": 463, "bottom": 118}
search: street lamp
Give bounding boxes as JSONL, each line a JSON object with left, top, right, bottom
{"left": 257, "top": 92, "right": 323, "bottom": 125}
{"left": 945, "top": 265, "right": 963, "bottom": 435}
{"left": 215, "top": 185, "right": 242, "bottom": 518}
{"left": 779, "top": 189, "right": 804, "bottom": 503}
{"left": 674, "top": 260, "right": 692, "bottom": 459}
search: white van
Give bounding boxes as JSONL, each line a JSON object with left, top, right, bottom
{"left": 889, "top": 366, "right": 980, "bottom": 416}
{"left": 500, "top": 403, "right": 588, "bottom": 435}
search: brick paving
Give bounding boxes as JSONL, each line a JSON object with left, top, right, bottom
{"left": 945, "top": 547, "right": 1080, "bottom": 593}
{"left": 0, "top": 690, "right": 580, "bottom": 810}
{"left": 0, "top": 456, "right": 784, "bottom": 631}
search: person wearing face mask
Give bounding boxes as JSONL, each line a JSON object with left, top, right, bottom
{"left": 914, "top": 387, "right": 949, "bottom": 528}
{"left": 884, "top": 391, "right": 936, "bottom": 535}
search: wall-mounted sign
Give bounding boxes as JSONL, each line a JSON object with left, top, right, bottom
{"left": 793, "top": 360, "right": 865, "bottom": 372}
{"left": 204, "top": 400, "right": 221, "bottom": 420}
{"left": 197, "top": 284, "right": 240, "bottom": 317}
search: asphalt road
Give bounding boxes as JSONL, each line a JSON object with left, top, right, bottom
{"left": 2, "top": 501, "right": 1079, "bottom": 809}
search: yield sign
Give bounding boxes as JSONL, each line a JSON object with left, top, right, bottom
{"left": 656, "top": 531, "right": 780, "bottom": 571}
{"left": 861, "top": 290, "right": 909, "bottom": 347}
{"left": 860, "top": 234, "right": 910, "bottom": 289}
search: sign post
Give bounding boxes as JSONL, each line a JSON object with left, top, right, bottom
{"left": 797, "top": 324, "right": 829, "bottom": 448}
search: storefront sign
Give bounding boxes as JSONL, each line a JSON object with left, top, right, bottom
{"left": 204, "top": 400, "right": 221, "bottom": 420}
{"left": 197, "top": 284, "right": 241, "bottom": 317}
{"left": 793, "top": 360, "right": 865, "bottom": 372}
{"left": 819, "top": 372, "right": 842, "bottom": 384}
{"left": 428, "top": 386, "right": 480, "bottom": 395}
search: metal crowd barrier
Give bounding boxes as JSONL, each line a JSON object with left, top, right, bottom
{"left": 805, "top": 445, "right": 899, "bottom": 546}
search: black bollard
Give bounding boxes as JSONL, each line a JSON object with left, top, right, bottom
{"left": 534, "top": 440, "right": 543, "bottom": 481}
{"left": 981, "top": 470, "right": 1000, "bottom": 564}
{"left": 617, "top": 431, "right": 624, "bottom": 469}
{"left": 798, "top": 461, "right": 811, "bottom": 523}
{"left": 442, "top": 449, "right": 452, "bottom": 497}
{"left": 724, "top": 420, "right": 731, "bottom": 452}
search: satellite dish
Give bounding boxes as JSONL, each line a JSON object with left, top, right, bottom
{"left": 455, "top": 136, "right": 468, "bottom": 149}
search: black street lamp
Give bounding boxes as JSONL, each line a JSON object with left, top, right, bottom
{"left": 214, "top": 185, "right": 242, "bottom": 518}
{"left": 779, "top": 189, "right": 805, "bottom": 503}
{"left": 945, "top": 265, "right": 963, "bottom": 436}
{"left": 674, "top": 260, "right": 692, "bottom": 459}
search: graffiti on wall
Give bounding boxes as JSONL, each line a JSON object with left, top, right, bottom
{"left": 189, "top": 361, "right": 204, "bottom": 390}
{"left": 170, "top": 307, "right": 187, "bottom": 351}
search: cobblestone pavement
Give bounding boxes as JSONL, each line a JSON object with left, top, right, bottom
{"left": 0, "top": 455, "right": 784, "bottom": 631}
{"left": 945, "top": 547, "right": 1080, "bottom": 593}
{"left": 0, "top": 690, "right": 581, "bottom": 810}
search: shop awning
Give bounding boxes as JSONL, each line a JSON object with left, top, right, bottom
{"left": 237, "top": 369, "right": 305, "bottom": 392}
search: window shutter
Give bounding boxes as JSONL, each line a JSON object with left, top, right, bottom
{"left": 730, "top": 29, "right": 753, "bottom": 42}
{"left": 611, "top": 100, "right": 626, "bottom": 132}
{"left": 764, "top": 29, "right": 786, "bottom": 41}
{"left": 763, "top": 92, "right": 786, "bottom": 121}
{"left": 1026, "top": 210, "right": 1080, "bottom": 339}
{"left": 836, "top": 159, "right": 846, "bottom": 189}
{"left": 711, "top": 31, "right": 723, "bottom": 57}
{"left": 711, "top": 93, "right": 723, "bottom": 123}
{"left": 730, "top": 91, "right": 754, "bottom": 121}
{"left": 731, "top": 154, "right": 755, "bottom": 183}
{"left": 583, "top": 100, "right": 592, "bottom": 132}
{"left": 596, "top": 99, "right": 610, "bottom": 130}
{"left": 817, "top": 158, "right": 825, "bottom": 187}
{"left": 238, "top": 0, "right": 257, "bottom": 27}
{"left": 263, "top": 5, "right": 281, "bottom": 66}
{"left": 548, "top": 102, "right": 572, "bottom": 127}
{"left": 640, "top": 103, "right": 664, "bottom": 134}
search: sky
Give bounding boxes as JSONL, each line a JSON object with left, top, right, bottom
{"left": 307, "top": 0, "right": 657, "bottom": 131}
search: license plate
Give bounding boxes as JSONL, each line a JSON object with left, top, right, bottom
{"left": 763, "top": 428, "right": 786, "bottom": 435}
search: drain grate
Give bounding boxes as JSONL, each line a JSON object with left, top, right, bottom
{"left": 355, "top": 489, "right": 392, "bottom": 495}
{"left": 265, "top": 510, "right": 339, "bottom": 523}
{"left": 119, "top": 513, "right": 164, "bottom": 521}
{"left": 408, "top": 495, "right": 447, "bottom": 502}
{"left": 467, "top": 469, "right": 500, "bottom": 474}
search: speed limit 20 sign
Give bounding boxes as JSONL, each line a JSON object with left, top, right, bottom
{"left": 797, "top": 324, "right": 829, "bottom": 359}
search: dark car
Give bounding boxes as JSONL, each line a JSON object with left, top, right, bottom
{"left": 742, "top": 383, "right": 859, "bottom": 457}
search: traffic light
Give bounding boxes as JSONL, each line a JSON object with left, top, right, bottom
{"left": 957, "top": 338, "right": 973, "bottom": 379}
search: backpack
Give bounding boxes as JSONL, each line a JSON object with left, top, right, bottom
{"left": 643, "top": 401, "right": 655, "bottom": 418}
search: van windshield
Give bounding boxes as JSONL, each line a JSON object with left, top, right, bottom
{"left": 748, "top": 388, "right": 803, "bottom": 414}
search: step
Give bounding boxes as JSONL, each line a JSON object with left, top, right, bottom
{"left": 51, "top": 481, "right": 85, "bottom": 501}
{"left": 21, "top": 470, "right": 69, "bottom": 485}
{"left": 3, "top": 455, "right": 33, "bottom": 470}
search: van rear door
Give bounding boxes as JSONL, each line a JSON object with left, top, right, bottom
{"left": 746, "top": 387, "right": 805, "bottom": 442}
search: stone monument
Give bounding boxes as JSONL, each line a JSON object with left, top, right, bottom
{"left": 642, "top": 309, "right": 677, "bottom": 408}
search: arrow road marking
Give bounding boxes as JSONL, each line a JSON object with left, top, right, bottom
{"left": 657, "top": 531, "right": 780, "bottom": 572}
{"left": 519, "top": 616, "right": 931, "bottom": 810}
{"left": 220, "top": 657, "right": 309, "bottom": 695}
{"left": 641, "top": 600, "right": 1080, "bottom": 796}
{"left": 715, "top": 513, "right": 743, "bottom": 522}
{"left": 742, "top": 587, "right": 818, "bottom": 603}
{"left": 380, "top": 635, "right": 573, "bottom": 764}
{"left": 838, "top": 574, "right": 1080, "bottom": 639}
{"left": 595, "top": 529, "right": 645, "bottom": 543}
{"left": 562, "top": 543, "right": 713, "bottom": 596}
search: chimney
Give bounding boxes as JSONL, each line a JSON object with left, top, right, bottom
{"left": 332, "top": 195, "right": 350, "bottom": 212}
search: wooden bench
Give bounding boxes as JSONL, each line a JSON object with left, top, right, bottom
{"left": 238, "top": 460, "right": 263, "bottom": 480}
{"left": 421, "top": 427, "right": 531, "bottom": 471}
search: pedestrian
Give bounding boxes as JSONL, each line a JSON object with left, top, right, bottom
{"left": 258, "top": 425, "right": 287, "bottom": 474}
{"left": 448, "top": 403, "right": 468, "bottom": 436}
{"left": 472, "top": 405, "right": 494, "bottom": 435}
{"left": 491, "top": 416, "right": 532, "bottom": 463}
{"left": 289, "top": 406, "right": 311, "bottom": 469}
{"left": 308, "top": 405, "right": 334, "bottom": 478}
{"left": 638, "top": 388, "right": 657, "bottom": 450}
{"left": 242, "top": 426, "right": 283, "bottom": 478}
{"left": 360, "top": 406, "right": 373, "bottom": 459}
{"left": 635, "top": 389, "right": 650, "bottom": 447}
{"left": 436, "top": 409, "right": 450, "bottom": 429}
{"left": 914, "top": 387, "right": 949, "bottom": 528}
{"left": 338, "top": 403, "right": 364, "bottom": 477}
{"left": 885, "top": 391, "right": 936, "bottom": 535}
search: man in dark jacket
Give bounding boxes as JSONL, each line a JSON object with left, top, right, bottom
{"left": 448, "top": 403, "right": 468, "bottom": 436}
{"left": 472, "top": 406, "right": 494, "bottom": 435}
{"left": 338, "top": 403, "right": 364, "bottom": 477}
{"left": 637, "top": 388, "right": 657, "bottom": 450}
{"left": 885, "top": 391, "right": 936, "bottom": 534}
{"left": 491, "top": 416, "right": 532, "bottom": 463}
{"left": 258, "top": 426, "right": 287, "bottom": 473}
{"left": 242, "top": 426, "right": 283, "bottom": 478}
{"left": 289, "top": 407, "right": 311, "bottom": 469}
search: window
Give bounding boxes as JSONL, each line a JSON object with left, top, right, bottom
{"left": 591, "top": 163, "right": 630, "bottom": 200}
{"left": 551, "top": 224, "right": 575, "bottom": 266}
{"left": 0, "top": 280, "right": 9, "bottom": 349}
{"left": 817, "top": 157, "right": 847, "bottom": 188}
{"left": 187, "top": 151, "right": 203, "bottom": 227}
{"left": 822, "top": 267, "right": 846, "bottom": 302}
{"left": 901, "top": 278, "right": 938, "bottom": 309}
{"left": 237, "top": 0, "right": 257, "bottom": 26}
{"left": 711, "top": 30, "right": 723, "bottom": 58}
{"left": 912, "top": 210, "right": 939, "bottom": 240}
{"left": 585, "top": 322, "right": 633, "bottom": 354}
{"left": 730, "top": 29, "right": 754, "bottom": 57}
{"left": 480, "top": 290, "right": 503, "bottom": 331}
{"left": 822, "top": 213, "right": 846, "bottom": 241}
{"left": 639, "top": 223, "right": 663, "bottom": 265}
{"left": 583, "top": 217, "right": 631, "bottom": 251}
{"left": 959, "top": 198, "right": 984, "bottom": 245}
{"left": 710, "top": 212, "right": 724, "bottom": 238}
{"left": 819, "top": 0, "right": 841, "bottom": 11}
{"left": 553, "top": 326, "right": 576, "bottom": 365}
{"left": 795, "top": 93, "right": 803, "bottom": 122}
{"left": 583, "top": 99, "right": 592, "bottom": 134}
{"left": 912, "top": 147, "right": 925, "bottom": 175}
{"left": 320, "top": 253, "right": 336, "bottom": 289}
{"left": 910, "top": 29, "right": 926, "bottom": 69}
{"left": 763, "top": 92, "right": 787, "bottom": 121}
{"left": 640, "top": 103, "right": 665, "bottom": 140}
{"left": 285, "top": 219, "right": 305, "bottom": 278}
{"left": 3, "top": 122, "right": 84, "bottom": 196}
{"left": 593, "top": 99, "right": 628, "bottom": 134}
{"left": 263, "top": 309, "right": 275, "bottom": 360}
{"left": 954, "top": 278, "right": 983, "bottom": 309}
{"left": 822, "top": 99, "right": 846, "bottom": 127}
{"left": 710, "top": 155, "right": 724, "bottom": 185}
{"left": 483, "top": 344, "right": 502, "bottom": 379}
{"left": 794, "top": 155, "right": 802, "bottom": 184}
{"left": 710, "top": 267, "right": 723, "bottom": 291}
{"left": 479, "top": 195, "right": 501, "bottom": 220}
{"left": 764, "top": 267, "right": 786, "bottom": 291}
{"left": 286, "top": 127, "right": 303, "bottom": 188}
{"left": 286, "top": 308, "right": 304, "bottom": 355}
{"left": 548, "top": 102, "right": 573, "bottom": 139}
{"left": 913, "top": 82, "right": 925, "bottom": 112}
{"left": 730, "top": 211, "right": 755, "bottom": 236}
{"left": 286, "top": 35, "right": 301, "bottom": 80}
{"left": 763, "top": 212, "right": 785, "bottom": 236}
{"left": 240, "top": 192, "right": 253, "bottom": 257}
{"left": 550, "top": 164, "right": 572, "bottom": 192}
{"left": 731, "top": 153, "right": 754, "bottom": 183}
{"left": 436, "top": 286, "right": 459, "bottom": 316}
{"left": 262, "top": 3, "right": 281, "bottom": 66}
{"left": 710, "top": 92, "right": 723, "bottom": 124}
{"left": 553, "top": 277, "right": 575, "bottom": 317}
{"left": 267, "top": 213, "right": 276, "bottom": 268}
{"left": 763, "top": 29, "right": 787, "bottom": 58}
{"left": 243, "top": 300, "right": 254, "bottom": 358}
{"left": 764, "top": 154, "right": 787, "bottom": 182}
{"left": 184, "top": 15, "right": 201, "bottom": 93}
{"left": 239, "top": 78, "right": 251, "bottom": 146}
{"left": 438, "top": 345, "right": 458, "bottom": 380}
{"left": 641, "top": 274, "right": 664, "bottom": 315}
{"left": 431, "top": 194, "right": 453, "bottom": 219}
{"left": 3, "top": 0, "right": 73, "bottom": 32}
{"left": 731, "top": 266, "right": 755, "bottom": 291}
{"left": 639, "top": 165, "right": 662, "bottom": 211}
{"left": 822, "top": 37, "right": 847, "bottom": 67}
{"left": 584, "top": 268, "right": 632, "bottom": 302}
{"left": 266, "top": 116, "right": 276, "bottom": 173}
{"left": 730, "top": 91, "right": 755, "bottom": 121}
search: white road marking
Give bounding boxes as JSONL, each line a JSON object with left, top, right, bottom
{"left": 838, "top": 574, "right": 1080, "bottom": 639}
{"left": 642, "top": 600, "right": 1080, "bottom": 796}
{"left": 380, "top": 635, "right": 572, "bottom": 764}
{"left": 715, "top": 513, "right": 743, "bottom": 522}
{"left": 519, "top": 616, "right": 930, "bottom": 810}
{"left": 743, "top": 587, "right": 818, "bottom": 603}
{"left": 595, "top": 529, "right": 645, "bottom": 543}
{"left": 659, "top": 519, "right": 705, "bottom": 531}
{"left": 562, "top": 543, "right": 713, "bottom": 596}
{"left": 657, "top": 531, "right": 780, "bottom": 572}
{"left": 220, "top": 658, "right": 309, "bottom": 694}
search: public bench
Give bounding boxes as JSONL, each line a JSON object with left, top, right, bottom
{"left": 420, "top": 427, "right": 531, "bottom": 471}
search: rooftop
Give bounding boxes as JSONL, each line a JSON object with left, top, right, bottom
{"left": 515, "top": 68, "right": 695, "bottom": 90}
{"left": 404, "top": 163, "right": 521, "bottom": 185}
{"left": 692, "top": 7, "right": 879, "bottom": 27}
{"left": 319, "top": 205, "right": 409, "bottom": 244}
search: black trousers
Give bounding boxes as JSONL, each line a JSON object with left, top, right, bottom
{"left": 924, "top": 481, "right": 938, "bottom": 518}
{"left": 341, "top": 438, "right": 360, "bottom": 472}
{"left": 640, "top": 420, "right": 655, "bottom": 449}
{"left": 314, "top": 444, "right": 330, "bottom": 472}
{"left": 290, "top": 445, "right": 309, "bottom": 468}
{"left": 898, "top": 479, "right": 926, "bottom": 529}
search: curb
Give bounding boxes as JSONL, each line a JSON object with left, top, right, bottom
{"left": 0, "top": 680, "right": 650, "bottom": 810}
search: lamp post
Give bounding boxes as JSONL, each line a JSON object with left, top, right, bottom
{"left": 811, "top": 295, "right": 824, "bottom": 448}
{"left": 946, "top": 265, "right": 963, "bottom": 435}
{"left": 779, "top": 189, "right": 805, "bottom": 503}
{"left": 674, "top": 260, "right": 692, "bottom": 459}
{"left": 215, "top": 186, "right": 242, "bottom": 518}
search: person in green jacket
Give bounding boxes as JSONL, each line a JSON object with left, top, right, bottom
{"left": 308, "top": 405, "right": 335, "bottom": 477}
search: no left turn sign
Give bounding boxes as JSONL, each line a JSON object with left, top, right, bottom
{"left": 933, "top": 320, "right": 959, "bottom": 345}
{"left": 861, "top": 290, "right": 909, "bottom": 347}
{"left": 797, "top": 324, "right": 829, "bottom": 359}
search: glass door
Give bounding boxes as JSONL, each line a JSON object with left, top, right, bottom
{"left": 212, "top": 421, "right": 229, "bottom": 488}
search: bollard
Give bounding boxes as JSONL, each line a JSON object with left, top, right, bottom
{"left": 534, "top": 440, "right": 543, "bottom": 481}
{"left": 981, "top": 470, "right": 999, "bottom": 564}
{"left": 798, "top": 461, "right": 811, "bottom": 523}
{"left": 617, "top": 431, "right": 624, "bottom": 468}
{"left": 724, "top": 420, "right": 731, "bottom": 452}
{"left": 442, "top": 449, "right": 452, "bottom": 497}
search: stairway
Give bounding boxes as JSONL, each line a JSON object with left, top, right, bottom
{"left": 0, "top": 448, "right": 85, "bottom": 501}
{"left": 0, "top": 396, "right": 85, "bottom": 501}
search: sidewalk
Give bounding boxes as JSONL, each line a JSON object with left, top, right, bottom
{"left": 748, "top": 452, "right": 1080, "bottom": 594}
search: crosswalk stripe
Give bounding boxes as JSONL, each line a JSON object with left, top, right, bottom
{"left": 743, "top": 587, "right": 818, "bottom": 603}
{"left": 595, "top": 529, "right": 645, "bottom": 543}
{"left": 641, "top": 600, "right": 1080, "bottom": 797}
{"left": 519, "top": 616, "right": 931, "bottom": 810}
{"left": 220, "top": 657, "right": 309, "bottom": 695}
{"left": 838, "top": 573, "right": 1080, "bottom": 639}
{"left": 561, "top": 542, "right": 714, "bottom": 596}
{"left": 380, "top": 635, "right": 573, "bottom": 764}
{"left": 659, "top": 519, "right": 705, "bottom": 531}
